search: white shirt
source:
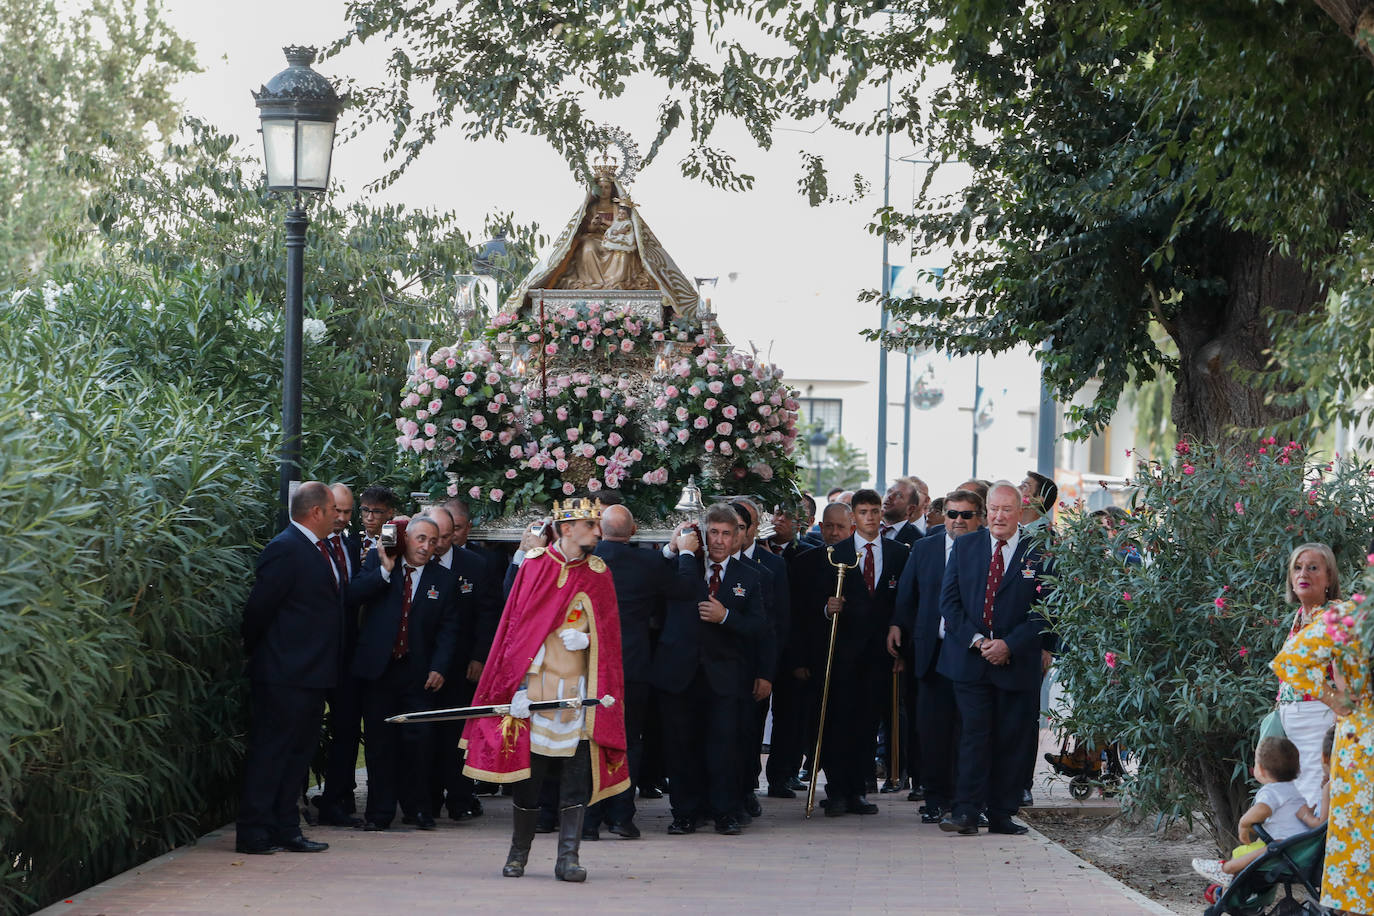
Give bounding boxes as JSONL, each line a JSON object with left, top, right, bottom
{"left": 436, "top": 546, "right": 454, "bottom": 570}
{"left": 293, "top": 521, "right": 340, "bottom": 585}
{"left": 881, "top": 519, "right": 908, "bottom": 540}
{"left": 1255, "top": 781, "right": 1308, "bottom": 843}
{"left": 379, "top": 561, "right": 425, "bottom": 602}
{"left": 914, "top": 517, "right": 929, "bottom": 536}
{"left": 854, "top": 533, "right": 883, "bottom": 582}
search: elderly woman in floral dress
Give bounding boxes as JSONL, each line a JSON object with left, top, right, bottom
{"left": 1272, "top": 598, "right": 1372, "bottom": 916}
{"left": 1277, "top": 543, "right": 1341, "bottom": 807}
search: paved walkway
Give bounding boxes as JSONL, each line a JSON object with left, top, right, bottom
{"left": 43, "top": 749, "right": 1172, "bottom": 916}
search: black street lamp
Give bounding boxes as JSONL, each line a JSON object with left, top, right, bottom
{"left": 253, "top": 46, "right": 342, "bottom": 518}
{"left": 808, "top": 427, "right": 830, "bottom": 496}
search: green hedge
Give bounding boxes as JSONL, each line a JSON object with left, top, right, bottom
{"left": 0, "top": 268, "right": 432, "bottom": 914}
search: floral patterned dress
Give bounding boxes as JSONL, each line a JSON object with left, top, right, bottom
{"left": 1271, "top": 605, "right": 1373, "bottom": 913}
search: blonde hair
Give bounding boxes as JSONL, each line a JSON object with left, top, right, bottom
{"left": 1285, "top": 542, "right": 1339, "bottom": 604}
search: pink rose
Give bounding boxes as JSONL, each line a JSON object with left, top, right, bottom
{"left": 666, "top": 385, "right": 679, "bottom": 398}
{"left": 455, "top": 385, "right": 469, "bottom": 397}
{"left": 490, "top": 488, "right": 504, "bottom": 502}
{"left": 750, "top": 390, "right": 764, "bottom": 404}
{"left": 416, "top": 410, "right": 429, "bottom": 421}
{"left": 588, "top": 478, "right": 603, "bottom": 492}
{"left": 719, "top": 441, "right": 733, "bottom": 456}
{"left": 716, "top": 422, "right": 733, "bottom": 436}
{"left": 676, "top": 429, "right": 689, "bottom": 443}
{"left": 545, "top": 343, "right": 558, "bottom": 356}
{"left": 451, "top": 418, "right": 467, "bottom": 431}
{"left": 704, "top": 398, "right": 719, "bottom": 410}
{"left": 694, "top": 417, "right": 709, "bottom": 429}
{"left": 567, "top": 428, "right": 580, "bottom": 441}
{"left": 480, "top": 430, "right": 494, "bottom": 441}
{"left": 434, "top": 376, "right": 449, "bottom": 389}
{"left": 704, "top": 439, "right": 716, "bottom": 452}
{"left": 706, "top": 364, "right": 721, "bottom": 377}
{"left": 723, "top": 405, "right": 738, "bottom": 419}
{"left": 445, "top": 357, "right": 457, "bottom": 369}
{"left": 562, "top": 482, "right": 576, "bottom": 495}
{"left": 675, "top": 406, "right": 689, "bottom": 421}
{"left": 462, "top": 371, "right": 477, "bottom": 385}
{"left": 424, "top": 422, "right": 437, "bottom": 437}
{"left": 608, "top": 432, "right": 622, "bottom": 446}
{"left": 469, "top": 485, "right": 482, "bottom": 498}
{"left": 732, "top": 374, "right": 745, "bottom": 386}
{"left": 471, "top": 415, "right": 488, "bottom": 430}
{"left": 615, "top": 414, "right": 628, "bottom": 427}
{"left": 620, "top": 339, "right": 634, "bottom": 353}
{"left": 593, "top": 410, "right": 605, "bottom": 422}
{"left": 556, "top": 459, "right": 569, "bottom": 472}
{"left": 708, "top": 380, "right": 725, "bottom": 395}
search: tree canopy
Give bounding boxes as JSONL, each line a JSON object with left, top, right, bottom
{"left": 332, "top": 0, "right": 1374, "bottom": 444}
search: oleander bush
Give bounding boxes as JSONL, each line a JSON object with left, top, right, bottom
{"left": 1044, "top": 440, "right": 1374, "bottom": 850}
{"left": 0, "top": 264, "right": 451, "bottom": 914}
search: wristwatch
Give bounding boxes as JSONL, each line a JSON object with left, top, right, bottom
{"left": 972, "top": 635, "right": 986, "bottom": 650}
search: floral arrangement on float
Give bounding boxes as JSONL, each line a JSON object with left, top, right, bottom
{"left": 394, "top": 298, "right": 803, "bottom": 522}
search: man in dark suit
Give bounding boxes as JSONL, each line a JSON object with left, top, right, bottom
{"left": 888, "top": 488, "right": 985, "bottom": 822}
{"left": 796, "top": 489, "right": 909, "bottom": 816}
{"left": 937, "top": 482, "right": 1049, "bottom": 837}
{"left": 583, "top": 504, "right": 686, "bottom": 839}
{"left": 880, "top": 478, "right": 925, "bottom": 546}
{"left": 236, "top": 481, "right": 343, "bottom": 855}
{"left": 731, "top": 498, "right": 790, "bottom": 819}
{"left": 654, "top": 504, "right": 765, "bottom": 836}
{"left": 348, "top": 515, "right": 460, "bottom": 830}
{"left": 422, "top": 504, "right": 501, "bottom": 821}
{"left": 444, "top": 496, "right": 505, "bottom": 665}
{"left": 314, "top": 482, "right": 367, "bottom": 826}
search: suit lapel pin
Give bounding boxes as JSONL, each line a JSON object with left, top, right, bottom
{"left": 460, "top": 578, "right": 473, "bottom": 594}
{"left": 426, "top": 585, "right": 439, "bottom": 599}
{"left": 887, "top": 577, "right": 896, "bottom": 588}
{"left": 732, "top": 583, "right": 747, "bottom": 597}
{"left": 1020, "top": 565, "right": 1035, "bottom": 579}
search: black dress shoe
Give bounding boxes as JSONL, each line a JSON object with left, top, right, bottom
{"left": 938, "top": 814, "right": 979, "bottom": 836}
{"left": 667, "top": 817, "right": 696, "bottom": 835}
{"left": 846, "top": 797, "right": 879, "bottom": 815}
{"left": 824, "top": 798, "right": 846, "bottom": 817}
{"left": 908, "top": 785, "right": 926, "bottom": 801}
{"left": 607, "top": 820, "right": 641, "bottom": 839}
{"left": 797, "top": 768, "right": 811, "bottom": 783}
{"left": 317, "top": 808, "right": 363, "bottom": 828}
{"left": 786, "top": 776, "right": 806, "bottom": 791}
{"left": 743, "top": 793, "right": 763, "bottom": 818}
{"left": 766, "top": 785, "right": 796, "bottom": 799}
{"left": 448, "top": 797, "right": 484, "bottom": 820}
{"left": 413, "top": 813, "right": 436, "bottom": 831}
{"left": 361, "top": 821, "right": 388, "bottom": 831}
{"left": 919, "top": 805, "right": 943, "bottom": 824}
{"left": 988, "top": 817, "right": 1029, "bottom": 836}
{"left": 234, "top": 842, "right": 280, "bottom": 855}
{"left": 638, "top": 786, "right": 664, "bottom": 800}
{"left": 582, "top": 823, "right": 600, "bottom": 840}
{"left": 1022, "top": 789, "right": 1035, "bottom": 807}
{"left": 978, "top": 813, "right": 989, "bottom": 828}
{"left": 714, "top": 817, "right": 742, "bottom": 835}
{"left": 735, "top": 808, "right": 753, "bottom": 826}
{"left": 281, "top": 836, "right": 329, "bottom": 852}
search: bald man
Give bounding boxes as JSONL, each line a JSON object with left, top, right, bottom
{"left": 583, "top": 505, "right": 696, "bottom": 838}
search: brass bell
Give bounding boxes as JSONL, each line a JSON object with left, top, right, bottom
{"left": 674, "top": 475, "right": 705, "bottom": 513}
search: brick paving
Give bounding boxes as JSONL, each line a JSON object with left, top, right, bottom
{"left": 42, "top": 743, "right": 1174, "bottom": 916}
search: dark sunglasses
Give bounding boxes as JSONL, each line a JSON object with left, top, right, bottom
{"left": 945, "top": 509, "right": 978, "bottom": 520}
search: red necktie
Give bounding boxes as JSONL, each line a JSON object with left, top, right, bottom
{"left": 880, "top": 525, "right": 894, "bottom": 540}
{"left": 709, "top": 563, "right": 722, "bottom": 598}
{"left": 392, "top": 564, "right": 414, "bottom": 659}
{"left": 863, "top": 542, "right": 876, "bottom": 595}
{"left": 983, "top": 539, "right": 1007, "bottom": 633}
{"left": 328, "top": 535, "right": 350, "bottom": 584}
{"left": 315, "top": 539, "right": 338, "bottom": 589}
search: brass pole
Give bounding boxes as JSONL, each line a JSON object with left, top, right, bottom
{"left": 888, "top": 663, "right": 900, "bottom": 791}
{"left": 805, "top": 546, "right": 860, "bottom": 818}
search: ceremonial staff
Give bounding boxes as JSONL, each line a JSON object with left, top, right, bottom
{"left": 386, "top": 694, "right": 615, "bottom": 724}
{"left": 805, "top": 545, "right": 861, "bottom": 818}
{"left": 886, "top": 662, "right": 901, "bottom": 792}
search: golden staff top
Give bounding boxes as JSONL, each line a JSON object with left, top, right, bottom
{"left": 804, "top": 544, "right": 861, "bottom": 818}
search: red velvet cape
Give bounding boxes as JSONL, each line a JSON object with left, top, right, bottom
{"left": 461, "top": 546, "right": 629, "bottom": 803}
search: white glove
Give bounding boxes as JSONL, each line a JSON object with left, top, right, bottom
{"left": 560, "top": 628, "right": 590, "bottom": 651}
{"left": 508, "top": 688, "right": 531, "bottom": 719}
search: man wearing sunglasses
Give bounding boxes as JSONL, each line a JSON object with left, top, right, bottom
{"left": 888, "top": 489, "right": 985, "bottom": 822}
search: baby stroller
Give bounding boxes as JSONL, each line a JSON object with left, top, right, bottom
{"left": 1202, "top": 823, "right": 1327, "bottom": 916}
{"left": 1043, "top": 736, "right": 1125, "bottom": 800}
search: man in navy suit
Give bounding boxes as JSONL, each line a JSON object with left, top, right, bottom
{"left": 348, "top": 515, "right": 460, "bottom": 830}
{"left": 880, "top": 478, "right": 925, "bottom": 546}
{"left": 937, "top": 482, "right": 1050, "bottom": 836}
{"left": 797, "top": 489, "right": 908, "bottom": 816}
{"left": 888, "top": 488, "right": 985, "bottom": 822}
{"left": 315, "top": 482, "right": 366, "bottom": 826}
{"left": 236, "top": 481, "right": 343, "bottom": 855}
{"left": 731, "top": 498, "right": 790, "bottom": 819}
{"left": 654, "top": 504, "right": 765, "bottom": 836}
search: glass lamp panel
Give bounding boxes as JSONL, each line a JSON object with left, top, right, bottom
{"left": 261, "top": 120, "right": 297, "bottom": 189}
{"left": 295, "top": 120, "right": 337, "bottom": 190}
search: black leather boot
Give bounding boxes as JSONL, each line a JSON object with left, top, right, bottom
{"left": 554, "top": 805, "right": 588, "bottom": 882}
{"left": 502, "top": 805, "right": 538, "bottom": 877}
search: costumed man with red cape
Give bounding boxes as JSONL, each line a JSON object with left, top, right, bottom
{"left": 461, "top": 497, "right": 628, "bottom": 881}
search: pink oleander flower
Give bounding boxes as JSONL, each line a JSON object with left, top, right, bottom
{"left": 1214, "top": 597, "right": 1226, "bottom": 608}
{"left": 1238, "top": 647, "right": 1248, "bottom": 657}
{"left": 1182, "top": 464, "right": 1195, "bottom": 475}
{"left": 1122, "top": 592, "right": 1131, "bottom": 601}
{"left": 1353, "top": 593, "right": 1367, "bottom": 603}
{"left": 1104, "top": 652, "right": 1117, "bottom": 669}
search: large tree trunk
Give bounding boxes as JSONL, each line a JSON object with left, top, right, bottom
{"left": 1309, "top": 0, "right": 1374, "bottom": 65}
{"left": 1168, "top": 230, "right": 1326, "bottom": 446}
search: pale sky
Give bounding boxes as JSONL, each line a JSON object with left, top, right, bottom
{"left": 162, "top": 1, "right": 1046, "bottom": 491}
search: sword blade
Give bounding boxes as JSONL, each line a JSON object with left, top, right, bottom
{"left": 385, "top": 694, "right": 613, "bottom": 724}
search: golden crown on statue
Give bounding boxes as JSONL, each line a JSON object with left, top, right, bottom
{"left": 552, "top": 497, "right": 605, "bottom": 522}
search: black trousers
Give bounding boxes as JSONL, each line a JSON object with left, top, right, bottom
{"left": 319, "top": 674, "right": 365, "bottom": 810}
{"left": 429, "top": 675, "right": 478, "bottom": 815}
{"left": 819, "top": 659, "right": 885, "bottom": 799}
{"left": 950, "top": 679, "right": 1039, "bottom": 821}
{"left": 764, "top": 671, "right": 807, "bottom": 789}
{"left": 360, "top": 655, "right": 436, "bottom": 826}
{"left": 737, "top": 692, "right": 769, "bottom": 800}
{"left": 660, "top": 669, "right": 740, "bottom": 821}
{"left": 587, "top": 679, "right": 647, "bottom": 827}
{"left": 237, "top": 681, "right": 327, "bottom": 847}
{"left": 914, "top": 663, "right": 960, "bottom": 811}
{"left": 512, "top": 741, "right": 592, "bottom": 809}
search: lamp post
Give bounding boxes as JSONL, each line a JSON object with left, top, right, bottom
{"left": 253, "top": 46, "right": 342, "bottom": 519}
{"left": 808, "top": 427, "right": 830, "bottom": 496}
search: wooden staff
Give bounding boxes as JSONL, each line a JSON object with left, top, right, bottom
{"left": 805, "top": 545, "right": 860, "bottom": 818}
{"left": 887, "top": 663, "right": 900, "bottom": 792}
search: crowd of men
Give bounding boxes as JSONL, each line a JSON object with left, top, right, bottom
{"left": 233, "top": 469, "right": 1060, "bottom": 855}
